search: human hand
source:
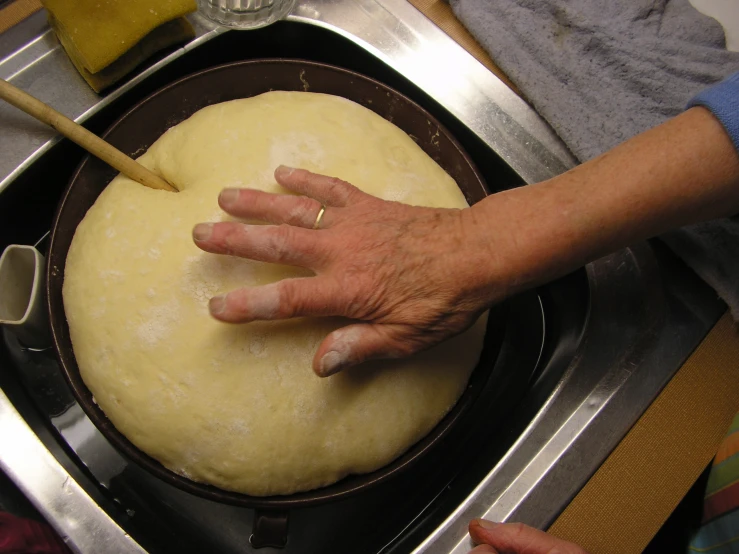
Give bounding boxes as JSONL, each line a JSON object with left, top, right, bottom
{"left": 192, "top": 166, "right": 506, "bottom": 377}
{"left": 468, "top": 519, "right": 590, "bottom": 554}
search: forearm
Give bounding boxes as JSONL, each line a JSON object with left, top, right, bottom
{"left": 192, "top": 97, "right": 738, "bottom": 374}
{"left": 469, "top": 106, "right": 739, "bottom": 296}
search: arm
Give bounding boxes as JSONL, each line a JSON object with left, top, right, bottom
{"left": 193, "top": 105, "right": 739, "bottom": 377}
{"left": 466, "top": 105, "right": 739, "bottom": 299}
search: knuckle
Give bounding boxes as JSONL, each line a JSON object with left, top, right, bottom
{"left": 292, "top": 197, "right": 317, "bottom": 225}
{"left": 508, "top": 522, "right": 530, "bottom": 539}
{"left": 264, "top": 192, "right": 283, "bottom": 212}
{"left": 325, "top": 177, "right": 351, "bottom": 200}
{"left": 276, "top": 280, "right": 305, "bottom": 318}
{"left": 391, "top": 339, "right": 418, "bottom": 358}
{"left": 280, "top": 284, "right": 298, "bottom": 317}
{"left": 220, "top": 224, "right": 244, "bottom": 254}
{"left": 268, "top": 224, "right": 295, "bottom": 260}
{"left": 338, "top": 272, "right": 378, "bottom": 311}
{"left": 327, "top": 176, "right": 347, "bottom": 188}
{"left": 307, "top": 234, "right": 333, "bottom": 265}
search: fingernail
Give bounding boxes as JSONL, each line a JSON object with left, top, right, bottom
{"left": 219, "top": 188, "right": 239, "bottom": 206}
{"left": 209, "top": 295, "right": 226, "bottom": 315}
{"left": 318, "top": 350, "right": 346, "bottom": 377}
{"left": 193, "top": 223, "right": 213, "bottom": 241}
{"left": 275, "top": 165, "right": 296, "bottom": 178}
{"left": 473, "top": 519, "right": 499, "bottom": 530}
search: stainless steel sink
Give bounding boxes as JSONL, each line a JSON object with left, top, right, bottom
{"left": 0, "top": 3, "right": 725, "bottom": 553}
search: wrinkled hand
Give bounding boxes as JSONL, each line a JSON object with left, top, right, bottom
{"left": 192, "top": 166, "right": 504, "bottom": 377}
{"left": 468, "top": 519, "right": 590, "bottom": 554}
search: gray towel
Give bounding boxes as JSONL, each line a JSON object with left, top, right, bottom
{"left": 451, "top": 0, "right": 739, "bottom": 318}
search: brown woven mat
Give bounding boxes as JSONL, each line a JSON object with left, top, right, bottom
{"left": 0, "top": 0, "right": 41, "bottom": 34}
{"left": 549, "top": 311, "right": 739, "bottom": 553}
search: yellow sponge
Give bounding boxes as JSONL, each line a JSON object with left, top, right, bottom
{"left": 42, "top": 0, "right": 196, "bottom": 74}
{"left": 48, "top": 14, "right": 195, "bottom": 92}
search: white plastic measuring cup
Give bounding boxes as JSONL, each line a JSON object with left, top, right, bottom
{"left": 0, "top": 245, "right": 50, "bottom": 348}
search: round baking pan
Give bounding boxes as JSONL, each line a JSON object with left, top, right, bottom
{"left": 47, "top": 59, "right": 504, "bottom": 509}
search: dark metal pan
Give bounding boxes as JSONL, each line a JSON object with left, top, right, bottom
{"left": 46, "top": 59, "right": 499, "bottom": 512}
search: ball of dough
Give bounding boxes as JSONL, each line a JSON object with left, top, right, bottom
{"left": 63, "top": 91, "right": 487, "bottom": 496}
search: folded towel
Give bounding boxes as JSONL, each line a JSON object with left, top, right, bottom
{"left": 450, "top": 0, "right": 739, "bottom": 318}
{"left": 42, "top": 0, "right": 196, "bottom": 91}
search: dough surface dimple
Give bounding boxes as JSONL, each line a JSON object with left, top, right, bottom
{"left": 63, "top": 91, "right": 487, "bottom": 496}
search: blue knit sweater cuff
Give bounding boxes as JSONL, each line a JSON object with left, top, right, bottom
{"left": 687, "top": 72, "right": 739, "bottom": 153}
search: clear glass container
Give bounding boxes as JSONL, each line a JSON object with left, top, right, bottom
{"left": 197, "top": 0, "right": 297, "bottom": 30}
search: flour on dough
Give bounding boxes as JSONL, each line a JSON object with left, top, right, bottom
{"left": 63, "top": 91, "right": 487, "bottom": 496}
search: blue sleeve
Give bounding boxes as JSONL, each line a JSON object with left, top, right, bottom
{"left": 687, "top": 72, "right": 739, "bottom": 153}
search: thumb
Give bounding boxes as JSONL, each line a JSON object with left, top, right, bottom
{"left": 469, "top": 520, "right": 589, "bottom": 554}
{"left": 312, "top": 323, "right": 415, "bottom": 377}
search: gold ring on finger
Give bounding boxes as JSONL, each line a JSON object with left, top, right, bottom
{"left": 312, "top": 204, "right": 327, "bottom": 230}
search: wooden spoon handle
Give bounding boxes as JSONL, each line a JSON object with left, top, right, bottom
{"left": 0, "top": 79, "right": 177, "bottom": 192}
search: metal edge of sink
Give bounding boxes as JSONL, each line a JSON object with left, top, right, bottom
{"left": 0, "top": 2, "right": 723, "bottom": 553}
{"left": 0, "top": 1, "right": 578, "bottom": 193}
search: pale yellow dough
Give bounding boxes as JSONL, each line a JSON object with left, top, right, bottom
{"left": 63, "top": 91, "right": 487, "bottom": 496}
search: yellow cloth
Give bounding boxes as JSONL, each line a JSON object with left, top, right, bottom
{"left": 41, "top": 0, "right": 196, "bottom": 74}
{"left": 48, "top": 14, "right": 194, "bottom": 92}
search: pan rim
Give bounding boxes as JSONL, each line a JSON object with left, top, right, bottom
{"left": 46, "top": 58, "right": 500, "bottom": 509}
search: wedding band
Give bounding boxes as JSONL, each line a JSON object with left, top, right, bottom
{"left": 312, "top": 205, "right": 327, "bottom": 230}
